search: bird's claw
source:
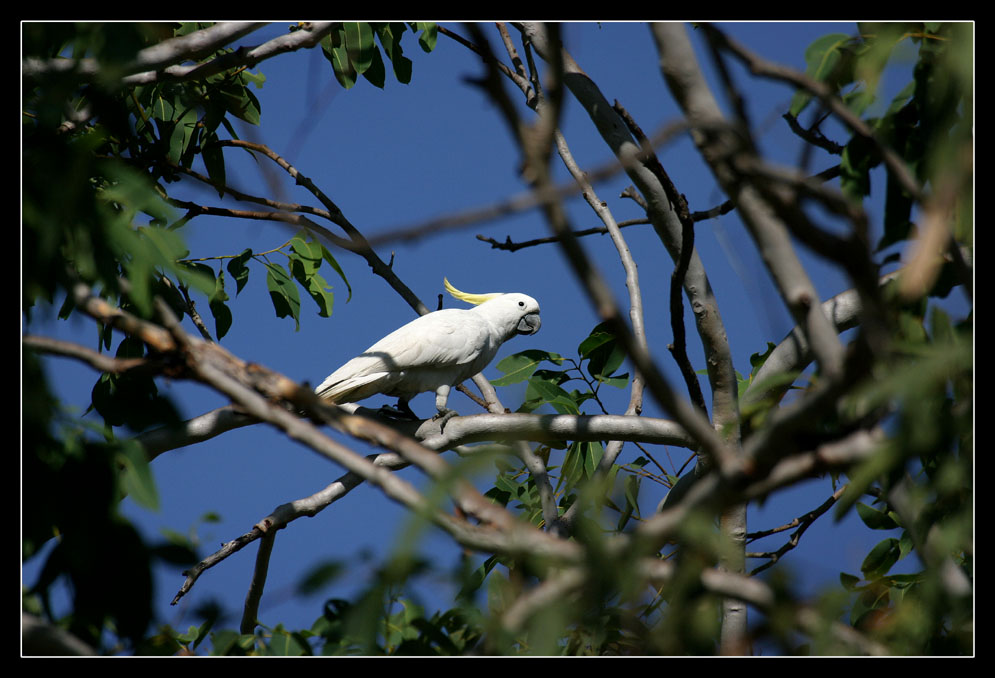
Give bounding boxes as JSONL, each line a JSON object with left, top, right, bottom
{"left": 432, "top": 408, "right": 458, "bottom": 430}
{"left": 377, "top": 402, "right": 419, "bottom": 421}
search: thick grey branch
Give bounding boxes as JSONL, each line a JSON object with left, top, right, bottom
{"left": 135, "top": 405, "right": 695, "bottom": 460}
{"left": 741, "top": 271, "right": 900, "bottom": 411}
{"left": 652, "top": 22, "right": 846, "bottom": 384}
{"left": 518, "top": 22, "right": 739, "bottom": 442}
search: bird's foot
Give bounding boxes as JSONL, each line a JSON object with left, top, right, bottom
{"left": 432, "top": 407, "right": 458, "bottom": 431}
{"left": 377, "top": 400, "right": 419, "bottom": 421}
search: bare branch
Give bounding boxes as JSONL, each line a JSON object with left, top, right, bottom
{"left": 518, "top": 22, "right": 741, "bottom": 468}
{"left": 476, "top": 217, "right": 651, "bottom": 251}
{"left": 240, "top": 529, "right": 276, "bottom": 634}
{"left": 23, "top": 22, "right": 270, "bottom": 83}
{"left": 23, "top": 334, "right": 159, "bottom": 375}
{"left": 613, "top": 99, "right": 706, "bottom": 415}
{"left": 137, "top": 406, "right": 257, "bottom": 461}
{"left": 24, "top": 22, "right": 336, "bottom": 89}
{"left": 181, "top": 138, "right": 430, "bottom": 316}
{"left": 652, "top": 22, "right": 847, "bottom": 385}
{"left": 747, "top": 484, "right": 847, "bottom": 575}
{"left": 782, "top": 112, "right": 845, "bottom": 155}
{"left": 22, "top": 614, "right": 97, "bottom": 656}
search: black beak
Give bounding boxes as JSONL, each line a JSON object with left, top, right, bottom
{"left": 516, "top": 313, "right": 541, "bottom": 335}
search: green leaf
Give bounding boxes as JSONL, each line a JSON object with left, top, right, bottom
{"left": 289, "top": 234, "right": 323, "bottom": 276}
{"left": 580, "top": 323, "right": 627, "bottom": 383}
{"left": 377, "top": 23, "right": 412, "bottom": 84}
{"left": 265, "top": 262, "right": 301, "bottom": 330}
{"left": 789, "top": 33, "right": 855, "bottom": 116}
{"left": 597, "top": 373, "right": 630, "bottom": 389}
{"left": 239, "top": 67, "right": 266, "bottom": 89}
{"left": 616, "top": 473, "right": 641, "bottom": 531}
{"left": 562, "top": 440, "right": 604, "bottom": 484}
{"left": 375, "top": 22, "right": 403, "bottom": 57}
{"left": 227, "top": 248, "right": 252, "bottom": 295}
{"left": 493, "top": 349, "right": 563, "bottom": 386}
{"left": 839, "top": 572, "right": 861, "bottom": 591}
{"left": 839, "top": 134, "right": 877, "bottom": 201}
{"left": 361, "top": 45, "right": 387, "bottom": 88}
{"left": 182, "top": 619, "right": 215, "bottom": 652}
{"left": 842, "top": 86, "right": 875, "bottom": 117}
{"left": 225, "top": 86, "right": 261, "bottom": 125}
{"left": 91, "top": 362, "right": 181, "bottom": 431}
{"left": 319, "top": 243, "right": 352, "bottom": 301}
{"left": 881, "top": 79, "right": 916, "bottom": 118}
{"left": 659, "top": 470, "right": 698, "bottom": 511}
{"left": 577, "top": 323, "right": 615, "bottom": 356}
{"left": 343, "top": 22, "right": 375, "bottom": 75}
{"left": 209, "top": 268, "right": 233, "bottom": 339}
{"left": 413, "top": 22, "right": 438, "bottom": 52}
{"left": 856, "top": 501, "right": 900, "bottom": 530}
{"left": 288, "top": 235, "right": 338, "bottom": 317}
{"left": 117, "top": 439, "right": 160, "bottom": 511}
{"left": 874, "top": 91, "right": 919, "bottom": 251}
{"left": 216, "top": 81, "right": 261, "bottom": 124}
{"left": 526, "top": 376, "right": 579, "bottom": 415}
{"left": 165, "top": 106, "right": 198, "bottom": 165}
{"left": 325, "top": 29, "right": 358, "bottom": 89}
{"left": 748, "top": 342, "right": 777, "bottom": 376}
{"left": 878, "top": 164, "right": 915, "bottom": 250}
{"left": 861, "top": 537, "right": 901, "bottom": 579}
{"left": 898, "top": 530, "right": 915, "bottom": 561}
{"left": 202, "top": 133, "right": 226, "bottom": 198}
{"left": 149, "top": 86, "right": 176, "bottom": 121}
{"left": 302, "top": 271, "right": 334, "bottom": 317}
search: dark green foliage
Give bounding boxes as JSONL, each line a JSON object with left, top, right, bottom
{"left": 22, "top": 352, "right": 181, "bottom": 651}
{"left": 321, "top": 22, "right": 437, "bottom": 90}
{"left": 21, "top": 22, "right": 382, "bottom": 654}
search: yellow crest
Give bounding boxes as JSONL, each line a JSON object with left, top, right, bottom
{"left": 443, "top": 278, "right": 502, "bottom": 306}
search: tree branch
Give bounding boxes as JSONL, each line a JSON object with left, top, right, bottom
{"left": 24, "top": 22, "right": 335, "bottom": 89}
{"left": 510, "top": 22, "right": 737, "bottom": 477}
{"left": 747, "top": 484, "right": 847, "bottom": 575}
{"left": 612, "top": 98, "right": 706, "bottom": 416}
{"left": 703, "top": 24, "right": 923, "bottom": 202}
{"left": 652, "top": 22, "right": 847, "bottom": 387}
{"left": 240, "top": 528, "right": 276, "bottom": 634}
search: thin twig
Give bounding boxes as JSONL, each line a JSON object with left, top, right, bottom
{"left": 782, "top": 112, "right": 845, "bottom": 155}
{"left": 747, "top": 484, "right": 847, "bottom": 575}
{"left": 476, "top": 217, "right": 651, "bottom": 251}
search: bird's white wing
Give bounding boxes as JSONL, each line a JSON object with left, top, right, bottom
{"left": 315, "top": 309, "right": 492, "bottom": 403}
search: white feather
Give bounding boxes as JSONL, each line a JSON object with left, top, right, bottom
{"left": 315, "top": 292, "right": 541, "bottom": 415}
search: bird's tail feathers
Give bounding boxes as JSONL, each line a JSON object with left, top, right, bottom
{"left": 315, "top": 371, "right": 386, "bottom": 403}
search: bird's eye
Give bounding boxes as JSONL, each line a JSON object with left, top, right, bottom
{"left": 518, "top": 301, "right": 524, "bottom": 307}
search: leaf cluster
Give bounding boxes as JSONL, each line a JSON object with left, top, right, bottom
{"left": 792, "top": 23, "right": 972, "bottom": 254}
{"left": 21, "top": 21, "right": 430, "bottom": 654}
{"left": 321, "top": 22, "right": 438, "bottom": 90}
{"left": 485, "top": 323, "right": 650, "bottom": 532}
{"left": 766, "top": 23, "right": 973, "bottom": 653}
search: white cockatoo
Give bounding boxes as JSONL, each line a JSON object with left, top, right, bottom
{"left": 314, "top": 278, "right": 541, "bottom": 419}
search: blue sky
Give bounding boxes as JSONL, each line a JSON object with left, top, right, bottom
{"left": 23, "top": 21, "right": 947, "bottom": 651}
